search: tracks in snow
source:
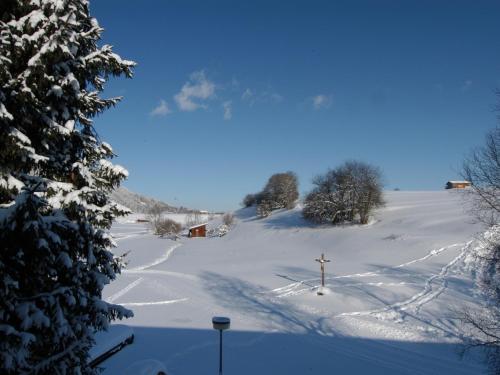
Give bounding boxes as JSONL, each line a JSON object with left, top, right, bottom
{"left": 268, "top": 242, "right": 469, "bottom": 302}
{"left": 125, "top": 242, "right": 182, "bottom": 272}
{"left": 106, "top": 277, "right": 144, "bottom": 303}
{"left": 112, "top": 230, "right": 150, "bottom": 242}
{"left": 107, "top": 242, "right": 193, "bottom": 305}
{"left": 125, "top": 268, "right": 197, "bottom": 280}
{"left": 120, "top": 298, "right": 189, "bottom": 307}
{"left": 123, "top": 241, "right": 196, "bottom": 279}
{"left": 337, "top": 240, "right": 473, "bottom": 318}
{"left": 264, "top": 240, "right": 475, "bottom": 340}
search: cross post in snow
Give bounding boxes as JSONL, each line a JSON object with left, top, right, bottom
{"left": 315, "top": 253, "right": 331, "bottom": 295}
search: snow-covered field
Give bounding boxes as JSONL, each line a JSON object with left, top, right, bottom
{"left": 101, "top": 191, "right": 488, "bottom": 374}
{"left": 116, "top": 213, "right": 215, "bottom": 226}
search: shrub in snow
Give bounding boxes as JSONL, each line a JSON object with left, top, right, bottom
{"left": 208, "top": 224, "right": 230, "bottom": 237}
{"left": 461, "top": 226, "right": 500, "bottom": 372}
{"left": 153, "top": 218, "right": 182, "bottom": 238}
{"left": 222, "top": 212, "right": 234, "bottom": 226}
{"left": 473, "top": 227, "right": 500, "bottom": 307}
{"left": 303, "top": 161, "right": 384, "bottom": 225}
{"left": 147, "top": 203, "right": 167, "bottom": 234}
{"left": 0, "top": 1, "right": 135, "bottom": 373}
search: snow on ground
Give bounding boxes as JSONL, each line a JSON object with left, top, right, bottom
{"left": 115, "top": 213, "right": 216, "bottom": 226}
{"left": 101, "top": 191, "right": 488, "bottom": 374}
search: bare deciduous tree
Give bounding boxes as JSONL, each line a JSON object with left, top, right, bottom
{"left": 185, "top": 212, "right": 202, "bottom": 228}
{"left": 262, "top": 171, "right": 299, "bottom": 210}
{"left": 147, "top": 203, "right": 164, "bottom": 232}
{"left": 460, "top": 126, "right": 500, "bottom": 373}
{"left": 303, "top": 161, "right": 384, "bottom": 225}
{"left": 222, "top": 212, "right": 234, "bottom": 226}
{"left": 458, "top": 228, "right": 500, "bottom": 374}
{"left": 462, "top": 127, "right": 500, "bottom": 225}
{"left": 242, "top": 171, "right": 299, "bottom": 217}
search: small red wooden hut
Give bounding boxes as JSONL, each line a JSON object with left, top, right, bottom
{"left": 188, "top": 223, "right": 207, "bottom": 238}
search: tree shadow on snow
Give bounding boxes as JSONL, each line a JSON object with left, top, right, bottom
{"left": 274, "top": 265, "right": 320, "bottom": 283}
{"left": 201, "top": 271, "right": 325, "bottom": 334}
{"left": 270, "top": 263, "right": 474, "bottom": 342}
{"left": 234, "top": 207, "right": 257, "bottom": 222}
{"left": 99, "top": 319, "right": 486, "bottom": 375}
{"left": 262, "top": 210, "right": 319, "bottom": 230}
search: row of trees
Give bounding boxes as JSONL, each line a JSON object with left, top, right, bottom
{"left": 243, "top": 161, "right": 384, "bottom": 225}
{"left": 243, "top": 171, "right": 299, "bottom": 217}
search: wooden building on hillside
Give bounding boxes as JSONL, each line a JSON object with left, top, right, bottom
{"left": 188, "top": 223, "right": 207, "bottom": 238}
{"left": 445, "top": 180, "right": 471, "bottom": 189}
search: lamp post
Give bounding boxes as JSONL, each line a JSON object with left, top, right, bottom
{"left": 212, "top": 316, "right": 230, "bottom": 375}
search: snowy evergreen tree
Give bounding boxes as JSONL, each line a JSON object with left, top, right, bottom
{"left": 0, "top": 1, "right": 135, "bottom": 373}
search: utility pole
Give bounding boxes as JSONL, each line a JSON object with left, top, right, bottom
{"left": 315, "top": 253, "right": 331, "bottom": 295}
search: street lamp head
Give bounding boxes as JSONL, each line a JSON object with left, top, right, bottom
{"left": 212, "top": 316, "right": 230, "bottom": 331}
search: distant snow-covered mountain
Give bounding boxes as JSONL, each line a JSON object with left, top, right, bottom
{"left": 110, "top": 187, "right": 197, "bottom": 214}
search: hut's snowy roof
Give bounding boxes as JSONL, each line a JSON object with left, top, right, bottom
{"left": 189, "top": 223, "right": 208, "bottom": 230}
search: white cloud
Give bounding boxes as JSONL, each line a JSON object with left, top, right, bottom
{"left": 222, "top": 101, "right": 232, "bottom": 120}
{"left": 312, "top": 94, "right": 332, "bottom": 110}
{"left": 241, "top": 88, "right": 253, "bottom": 101}
{"left": 241, "top": 88, "right": 283, "bottom": 106}
{"left": 150, "top": 99, "right": 171, "bottom": 116}
{"left": 174, "top": 70, "right": 216, "bottom": 111}
{"left": 460, "top": 80, "right": 473, "bottom": 92}
{"left": 267, "top": 92, "right": 283, "bottom": 103}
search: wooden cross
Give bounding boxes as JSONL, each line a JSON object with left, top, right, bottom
{"left": 315, "top": 253, "right": 331, "bottom": 294}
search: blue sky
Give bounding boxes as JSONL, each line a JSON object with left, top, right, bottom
{"left": 90, "top": 0, "right": 500, "bottom": 211}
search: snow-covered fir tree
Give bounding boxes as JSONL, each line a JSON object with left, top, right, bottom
{"left": 0, "top": 1, "right": 135, "bottom": 373}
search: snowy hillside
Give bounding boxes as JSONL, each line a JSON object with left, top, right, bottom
{"left": 102, "top": 190, "right": 488, "bottom": 374}
{"left": 110, "top": 186, "right": 198, "bottom": 214}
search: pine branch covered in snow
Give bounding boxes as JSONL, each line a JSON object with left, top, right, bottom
{"left": 0, "top": 1, "right": 135, "bottom": 373}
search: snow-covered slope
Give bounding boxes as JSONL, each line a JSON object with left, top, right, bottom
{"left": 102, "top": 190, "right": 488, "bottom": 374}
{"left": 110, "top": 186, "right": 197, "bottom": 213}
